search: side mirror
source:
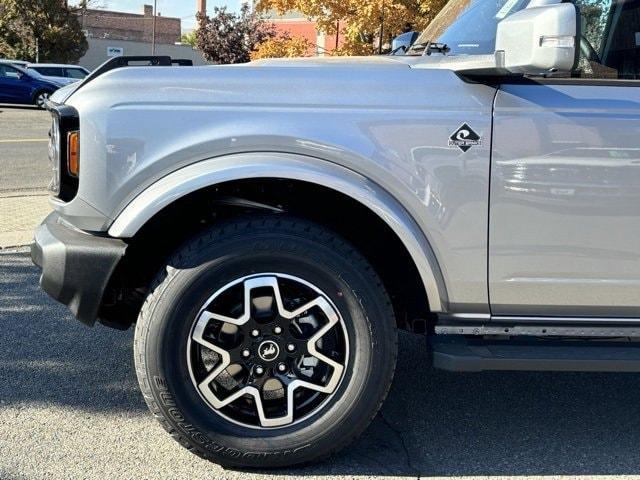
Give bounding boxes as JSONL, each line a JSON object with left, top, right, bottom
{"left": 495, "top": 2, "right": 578, "bottom": 75}
{"left": 391, "top": 31, "right": 419, "bottom": 55}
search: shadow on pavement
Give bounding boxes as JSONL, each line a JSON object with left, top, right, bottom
{"left": 2, "top": 251, "right": 640, "bottom": 477}
{"left": 0, "top": 251, "right": 142, "bottom": 413}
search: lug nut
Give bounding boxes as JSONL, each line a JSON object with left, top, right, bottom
{"left": 251, "top": 329, "right": 260, "bottom": 337}
{"left": 242, "top": 349, "right": 250, "bottom": 358}
{"left": 277, "top": 363, "right": 287, "bottom": 373}
{"left": 274, "top": 326, "right": 282, "bottom": 334}
{"left": 287, "top": 343, "right": 295, "bottom": 352}
{"left": 255, "top": 365, "right": 264, "bottom": 375}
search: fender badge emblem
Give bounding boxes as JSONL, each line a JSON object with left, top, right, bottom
{"left": 448, "top": 123, "right": 482, "bottom": 152}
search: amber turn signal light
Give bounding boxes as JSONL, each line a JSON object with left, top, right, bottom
{"left": 67, "top": 131, "right": 79, "bottom": 177}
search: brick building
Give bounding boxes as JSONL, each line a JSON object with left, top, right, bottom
{"left": 261, "top": 10, "right": 345, "bottom": 55}
{"left": 199, "top": 0, "right": 342, "bottom": 56}
{"left": 77, "top": 4, "right": 181, "bottom": 44}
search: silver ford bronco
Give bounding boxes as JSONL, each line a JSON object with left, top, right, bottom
{"left": 31, "top": 0, "right": 640, "bottom": 468}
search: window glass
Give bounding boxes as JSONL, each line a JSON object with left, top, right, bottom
{"left": 0, "top": 65, "right": 21, "bottom": 79}
{"left": 412, "top": 0, "right": 530, "bottom": 55}
{"left": 64, "top": 68, "right": 87, "bottom": 79}
{"left": 575, "top": 0, "right": 640, "bottom": 79}
{"left": 33, "top": 67, "right": 64, "bottom": 77}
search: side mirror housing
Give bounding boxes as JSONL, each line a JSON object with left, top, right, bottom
{"left": 495, "top": 2, "right": 578, "bottom": 75}
{"left": 391, "top": 31, "right": 419, "bottom": 55}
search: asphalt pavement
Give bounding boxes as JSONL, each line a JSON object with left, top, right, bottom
{"left": 0, "top": 105, "right": 51, "bottom": 193}
{"left": 2, "top": 249, "right": 640, "bottom": 479}
{"left": 0, "top": 105, "right": 51, "bottom": 247}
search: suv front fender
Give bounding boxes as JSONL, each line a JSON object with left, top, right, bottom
{"left": 108, "top": 152, "right": 448, "bottom": 312}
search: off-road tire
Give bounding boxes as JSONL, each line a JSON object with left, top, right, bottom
{"left": 134, "top": 215, "right": 397, "bottom": 468}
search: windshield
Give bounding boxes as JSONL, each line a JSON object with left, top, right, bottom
{"left": 24, "top": 68, "right": 43, "bottom": 78}
{"left": 66, "top": 68, "right": 88, "bottom": 79}
{"left": 409, "top": 0, "right": 530, "bottom": 55}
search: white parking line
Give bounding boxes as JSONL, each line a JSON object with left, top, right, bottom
{"left": 0, "top": 138, "right": 48, "bottom": 143}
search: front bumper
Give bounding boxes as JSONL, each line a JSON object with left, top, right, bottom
{"left": 31, "top": 212, "right": 127, "bottom": 326}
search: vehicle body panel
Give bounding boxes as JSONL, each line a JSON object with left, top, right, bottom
{"left": 108, "top": 152, "right": 448, "bottom": 312}
{"left": 59, "top": 61, "right": 497, "bottom": 313}
{"left": 0, "top": 64, "right": 30, "bottom": 102}
{"left": 490, "top": 83, "right": 640, "bottom": 316}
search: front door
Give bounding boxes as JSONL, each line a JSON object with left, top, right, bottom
{"left": 489, "top": 0, "right": 640, "bottom": 317}
{"left": 0, "top": 65, "right": 30, "bottom": 103}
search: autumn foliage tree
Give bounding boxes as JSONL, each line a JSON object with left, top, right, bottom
{"left": 0, "top": 0, "right": 88, "bottom": 63}
{"left": 250, "top": 34, "right": 312, "bottom": 60}
{"left": 196, "top": 4, "right": 276, "bottom": 64}
{"left": 256, "top": 0, "right": 447, "bottom": 55}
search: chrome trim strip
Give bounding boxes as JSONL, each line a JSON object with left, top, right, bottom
{"left": 436, "top": 314, "right": 640, "bottom": 337}
{"left": 493, "top": 316, "right": 640, "bottom": 325}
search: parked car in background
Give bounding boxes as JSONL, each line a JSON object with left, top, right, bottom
{"left": 26, "top": 64, "right": 90, "bottom": 86}
{"left": 0, "top": 61, "right": 62, "bottom": 108}
{"left": 0, "top": 59, "right": 29, "bottom": 69}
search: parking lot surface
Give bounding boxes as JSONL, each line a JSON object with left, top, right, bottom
{"left": 2, "top": 250, "right": 640, "bottom": 479}
{"left": 0, "top": 105, "right": 50, "bottom": 194}
{"left": 0, "top": 106, "right": 51, "bottom": 247}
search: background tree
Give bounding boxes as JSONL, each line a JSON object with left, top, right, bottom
{"left": 180, "top": 31, "right": 198, "bottom": 47}
{"left": 0, "top": 0, "right": 88, "bottom": 63}
{"left": 251, "top": 33, "right": 312, "bottom": 60}
{"left": 256, "top": 0, "right": 447, "bottom": 55}
{"left": 196, "top": 4, "right": 276, "bottom": 64}
{"left": 579, "top": 0, "right": 609, "bottom": 52}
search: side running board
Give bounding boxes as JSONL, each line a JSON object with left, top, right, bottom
{"left": 431, "top": 336, "right": 640, "bottom": 372}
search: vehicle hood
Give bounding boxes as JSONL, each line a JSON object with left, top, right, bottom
{"left": 248, "top": 54, "right": 494, "bottom": 71}
{"left": 52, "top": 55, "right": 417, "bottom": 104}
{"left": 55, "top": 53, "right": 493, "bottom": 105}
{"left": 50, "top": 81, "right": 81, "bottom": 103}
{"left": 38, "top": 77, "right": 65, "bottom": 88}
{"left": 249, "top": 55, "right": 419, "bottom": 68}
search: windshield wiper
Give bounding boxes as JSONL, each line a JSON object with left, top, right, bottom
{"left": 408, "top": 41, "right": 450, "bottom": 56}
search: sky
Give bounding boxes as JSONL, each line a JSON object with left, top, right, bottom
{"left": 69, "top": 0, "right": 243, "bottom": 32}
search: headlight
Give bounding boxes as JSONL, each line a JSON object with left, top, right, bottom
{"left": 46, "top": 102, "right": 79, "bottom": 201}
{"left": 48, "top": 114, "right": 61, "bottom": 195}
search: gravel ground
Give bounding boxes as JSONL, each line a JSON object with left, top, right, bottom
{"left": 2, "top": 250, "right": 640, "bottom": 479}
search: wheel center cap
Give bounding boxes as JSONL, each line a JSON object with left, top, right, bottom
{"left": 258, "top": 340, "right": 280, "bottom": 362}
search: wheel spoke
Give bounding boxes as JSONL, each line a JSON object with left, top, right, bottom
{"left": 290, "top": 296, "right": 344, "bottom": 395}
{"left": 197, "top": 310, "right": 247, "bottom": 326}
{"left": 278, "top": 297, "right": 324, "bottom": 320}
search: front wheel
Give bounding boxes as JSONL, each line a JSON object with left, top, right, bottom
{"left": 33, "top": 90, "right": 50, "bottom": 109}
{"left": 134, "top": 216, "right": 397, "bottom": 468}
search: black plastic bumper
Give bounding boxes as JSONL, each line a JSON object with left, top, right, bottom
{"left": 31, "top": 212, "right": 127, "bottom": 326}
